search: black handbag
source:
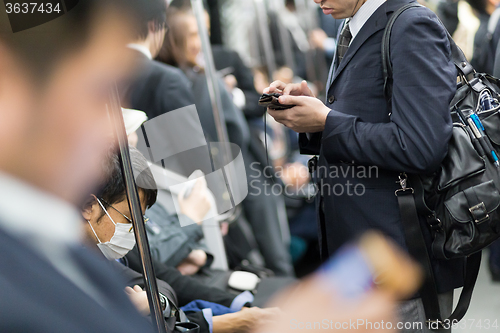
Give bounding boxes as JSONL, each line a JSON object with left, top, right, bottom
{"left": 383, "top": 3, "right": 500, "bottom": 327}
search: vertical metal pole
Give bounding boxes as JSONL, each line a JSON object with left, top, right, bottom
{"left": 107, "top": 85, "right": 167, "bottom": 333}
{"left": 191, "top": 0, "right": 230, "bottom": 152}
{"left": 253, "top": 0, "right": 277, "bottom": 80}
{"left": 269, "top": 0, "right": 296, "bottom": 70}
{"left": 191, "top": 0, "right": 236, "bottom": 210}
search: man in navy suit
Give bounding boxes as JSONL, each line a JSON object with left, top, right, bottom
{"left": 266, "top": 0, "right": 464, "bottom": 331}
{"left": 0, "top": 1, "right": 164, "bottom": 332}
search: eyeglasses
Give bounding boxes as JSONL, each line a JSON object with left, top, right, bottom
{"left": 99, "top": 198, "right": 149, "bottom": 233}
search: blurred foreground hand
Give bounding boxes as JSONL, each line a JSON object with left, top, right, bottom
{"left": 254, "top": 277, "right": 396, "bottom": 333}
{"left": 254, "top": 232, "right": 422, "bottom": 333}
{"left": 125, "top": 285, "right": 150, "bottom": 316}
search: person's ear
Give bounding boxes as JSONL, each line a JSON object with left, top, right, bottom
{"left": 81, "top": 195, "right": 98, "bottom": 221}
{"left": 148, "top": 21, "right": 157, "bottom": 35}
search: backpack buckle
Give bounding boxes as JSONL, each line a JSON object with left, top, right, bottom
{"left": 308, "top": 156, "right": 318, "bottom": 174}
{"left": 469, "top": 202, "right": 489, "bottom": 224}
{"left": 427, "top": 215, "right": 443, "bottom": 231}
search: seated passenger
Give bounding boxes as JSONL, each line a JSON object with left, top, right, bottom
{"left": 123, "top": 108, "right": 212, "bottom": 276}
{"left": 82, "top": 146, "right": 280, "bottom": 333}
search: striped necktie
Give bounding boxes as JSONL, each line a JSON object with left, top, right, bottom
{"left": 336, "top": 21, "right": 352, "bottom": 65}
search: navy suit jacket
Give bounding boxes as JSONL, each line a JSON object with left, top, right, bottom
{"left": 0, "top": 227, "right": 154, "bottom": 333}
{"left": 300, "top": 0, "right": 465, "bottom": 293}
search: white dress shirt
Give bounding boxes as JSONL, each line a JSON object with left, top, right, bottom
{"left": 127, "top": 43, "right": 153, "bottom": 60}
{"left": 349, "top": 0, "right": 387, "bottom": 42}
{"left": 0, "top": 171, "right": 83, "bottom": 246}
{"left": 322, "top": 0, "right": 387, "bottom": 135}
{"left": 0, "top": 171, "right": 106, "bottom": 305}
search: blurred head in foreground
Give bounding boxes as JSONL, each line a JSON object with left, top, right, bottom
{"left": 0, "top": 0, "right": 152, "bottom": 205}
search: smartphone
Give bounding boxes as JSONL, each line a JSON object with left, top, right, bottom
{"left": 318, "top": 231, "right": 422, "bottom": 300}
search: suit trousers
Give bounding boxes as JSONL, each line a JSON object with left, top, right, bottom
{"left": 398, "top": 291, "right": 453, "bottom": 333}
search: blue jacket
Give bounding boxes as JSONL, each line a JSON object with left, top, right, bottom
{"left": 300, "top": 0, "right": 465, "bottom": 293}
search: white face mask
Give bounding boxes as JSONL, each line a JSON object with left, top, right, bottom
{"left": 87, "top": 198, "right": 136, "bottom": 260}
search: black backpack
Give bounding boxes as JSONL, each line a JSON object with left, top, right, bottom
{"left": 383, "top": 3, "right": 500, "bottom": 328}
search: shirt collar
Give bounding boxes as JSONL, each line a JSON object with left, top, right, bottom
{"left": 349, "top": 0, "right": 387, "bottom": 41}
{"left": 127, "top": 43, "right": 153, "bottom": 60}
{"left": 0, "top": 171, "right": 83, "bottom": 245}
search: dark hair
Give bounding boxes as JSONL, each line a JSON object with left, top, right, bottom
{"left": 85, "top": 146, "right": 158, "bottom": 216}
{"left": 158, "top": 6, "right": 193, "bottom": 67}
{"left": 466, "top": 0, "right": 487, "bottom": 14}
{"left": 136, "top": 0, "right": 168, "bottom": 40}
{"left": 0, "top": 0, "right": 152, "bottom": 81}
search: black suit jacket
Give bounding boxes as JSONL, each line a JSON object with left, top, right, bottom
{"left": 125, "top": 248, "right": 236, "bottom": 308}
{"left": 111, "top": 260, "right": 211, "bottom": 333}
{"left": 122, "top": 51, "right": 214, "bottom": 178}
{"left": 300, "top": 0, "right": 465, "bottom": 293}
{"left": 212, "top": 45, "right": 265, "bottom": 119}
{"left": 0, "top": 227, "right": 154, "bottom": 333}
{"left": 123, "top": 51, "right": 196, "bottom": 118}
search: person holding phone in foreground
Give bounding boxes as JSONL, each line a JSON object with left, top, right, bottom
{"left": 255, "top": 232, "right": 423, "bottom": 333}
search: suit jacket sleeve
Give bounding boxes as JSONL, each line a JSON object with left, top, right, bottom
{"left": 321, "top": 9, "right": 455, "bottom": 173}
{"left": 110, "top": 260, "right": 179, "bottom": 307}
{"left": 186, "top": 312, "right": 210, "bottom": 333}
{"left": 299, "top": 132, "right": 323, "bottom": 155}
{"left": 125, "top": 248, "right": 236, "bottom": 308}
{"left": 111, "top": 261, "right": 211, "bottom": 333}
{"left": 158, "top": 66, "right": 197, "bottom": 113}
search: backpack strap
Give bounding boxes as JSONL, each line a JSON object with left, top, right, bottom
{"left": 382, "top": 3, "right": 474, "bottom": 103}
{"left": 384, "top": 5, "right": 481, "bottom": 327}
{"left": 395, "top": 185, "right": 443, "bottom": 323}
{"left": 397, "top": 178, "right": 482, "bottom": 326}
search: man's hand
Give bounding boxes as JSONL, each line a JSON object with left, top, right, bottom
{"left": 268, "top": 95, "right": 331, "bottom": 133}
{"left": 213, "top": 307, "right": 282, "bottom": 333}
{"left": 125, "top": 285, "right": 150, "bottom": 316}
{"left": 264, "top": 80, "right": 329, "bottom": 133}
{"left": 264, "top": 80, "right": 314, "bottom": 97}
{"left": 178, "top": 177, "right": 211, "bottom": 224}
